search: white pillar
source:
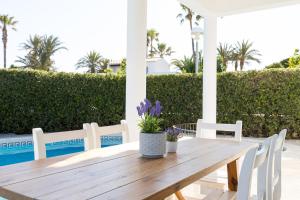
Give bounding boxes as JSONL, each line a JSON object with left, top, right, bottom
{"left": 126, "top": 0, "right": 147, "bottom": 142}
{"left": 202, "top": 15, "right": 217, "bottom": 138}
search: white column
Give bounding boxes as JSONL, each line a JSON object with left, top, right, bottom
{"left": 202, "top": 15, "right": 217, "bottom": 138}
{"left": 126, "top": 0, "right": 147, "bottom": 142}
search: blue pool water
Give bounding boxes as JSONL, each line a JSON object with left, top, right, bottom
{"left": 0, "top": 136, "right": 122, "bottom": 166}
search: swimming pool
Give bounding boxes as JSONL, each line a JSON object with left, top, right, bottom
{"left": 0, "top": 136, "right": 122, "bottom": 166}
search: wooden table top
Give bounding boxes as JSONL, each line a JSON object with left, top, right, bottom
{"left": 0, "top": 138, "right": 256, "bottom": 200}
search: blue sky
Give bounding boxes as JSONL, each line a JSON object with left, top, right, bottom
{"left": 1, "top": 0, "right": 300, "bottom": 72}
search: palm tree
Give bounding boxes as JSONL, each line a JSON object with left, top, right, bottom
{"left": 17, "top": 35, "right": 42, "bottom": 69}
{"left": 172, "top": 53, "right": 203, "bottom": 73}
{"left": 231, "top": 50, "right": 240, "bottom": 71}
{"left": 16, "top": 35, "right": 66, "bottom": 71}
{"left": 0, "top": 15, "right": 17, "bottom": 68}
{"left": 99, "top": 58, "right": 110, "bottom": 73}
{"left": 172, "top": 56, "right": 194, "bottom": 73}
{"left": 177, "top": 4, "right": 202, "bottom": 59}
{"left": 217, "top": 43, "right": 233, "bottom": 71}
{"left": 155, "top": 43, "right": 174, "bottom": 58}
{"left": 234, "top": 40, "right": 261, "bottom": 71}
{"left": 76, "top": 51, "right": 106, "bottom": 73}
{"left": 147, "top": 29, "right": 159, "bottom": 58}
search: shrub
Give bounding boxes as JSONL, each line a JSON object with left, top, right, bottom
{"left": 148, "top": 70, "right": 300, "bottom": 139}
{"left": 265, "top": 62, "right": 284, "bottom": 69}
{"left": 265, "top": 58, "right": 289, "bottom": 69}
{"left": 0, "top": 69, "right": 125, "bottom": 133}
{"left": 288, "top": 49, "right": 300, "bottom": 68}
{"left": 0, "top": 68, "right": 300, "bottom": 139}
{"left": 217, "top": 69, "right": 300, "bottom": 139}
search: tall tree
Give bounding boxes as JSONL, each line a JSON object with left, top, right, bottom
{"left": 234, "top": 40, "right": 261, "bottom": 71}
{"left": 177, "top": 4, "right": 202, "bottom": 59}
{"left": 231, "top": 50, "right": 240, "bottom": 71}
{"left": 217, "top": 43, "right": 233, "bottom": 71}
{"left": 16, "top": 35, "right": 66, "bottom": 71}
{"left": 76, "top": 51, "right": 106, "bottom": 73}
{"left": 17, "top": 35, "right": 42, "bottom": 69}
{"left": 155, "top": 43, "right": 174, "bottom": 58}
{"left": 0, "top": 15, "right": 17, "bottom": 68}
{"left": 172, "top": 52, "right": 203, "bottom": 73}
{"left": 147, "top": 29, "right": 159, "bottom": 58}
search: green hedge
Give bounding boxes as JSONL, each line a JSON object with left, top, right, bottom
{"left": 0, "top": 69, "right": 300, "bottom": 138}
{"left": 0, "top": 70, "right": 126, "bottom": 133}
{"left": 149, "top": 70, "right": 300, "bottom": 138}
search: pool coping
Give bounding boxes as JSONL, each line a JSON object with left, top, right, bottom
{"left": 0, "top": 133, "right": 122, "bottom": 146}
{"left": 0, "top": 134, "right": 32, "bottom": 145}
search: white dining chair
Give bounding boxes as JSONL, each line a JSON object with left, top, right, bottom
{"left": 32, "top": 123, "right": 93, "bottom": 160}
{"left": 204, "top": 135, "right": 275, "bottom": 200}
{"left": 195, "top": 119, "right": 243, "bottom": 190}
{"left": 265, "top": 129, "right": 287, "bottom": 200}
{"left": 196, "top": 119, "right": 243, "bottom": 142}
{"left": 90, "top": 120, "right": 129, "bottom": 149}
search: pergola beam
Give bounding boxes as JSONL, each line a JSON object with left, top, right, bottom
{"left": 179, "top": 0, "right": 300, "bottom": 17}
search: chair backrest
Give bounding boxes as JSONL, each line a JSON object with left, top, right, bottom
{"left": 90, "top": 120, "right": 129, "bottom": 149}
{"left": 196, "top": 119, "right": 243, "bottom": 141}
{"left": 267, "top": 129, "right": 287, "bottom": 200}
{"left": 237, "top": 136, "right": 273, "bottom": 200}
{"left": 32, "top": 123, "right": 93, "bottom": 160}
{"left": 257, "top": 135, "right": 278, "bottom": 200}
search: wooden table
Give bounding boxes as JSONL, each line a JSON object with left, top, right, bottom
{"left": 0, "top": 138, "right": 256, "bottom": 200}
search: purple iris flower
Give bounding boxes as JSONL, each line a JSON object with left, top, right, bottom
{"left": 137, "top": 99, "right": 163, "bottom": 118}
{"left": 155, "top": 100, "right": 162, "bottom": 116}
{"left": 140, "top": 102, "right": 145, "bottom": 114}
{"left": 137, "top": 106, "right": 142, "bottom": 117}
{"left": 166, "top": 127, "right": 182, "bottom": 140}
{"left": 144, "top": 99, "right": 152, "bottom": 113}
{"left": 150, "top": 106, "right": 156, "bottom": 116}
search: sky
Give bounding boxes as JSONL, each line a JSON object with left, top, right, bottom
{"left": 1, "top": 0, "right": 300, "bottom": 72}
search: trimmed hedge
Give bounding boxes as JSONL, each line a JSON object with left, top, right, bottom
{"left": 0, "top": 70, "right": 126, "bottom": 133}
{"left": 0, "top": 69, "right": 300, "bottom": 138}
{"left": 148, "top": 70, "right": 300, "bottom": 139}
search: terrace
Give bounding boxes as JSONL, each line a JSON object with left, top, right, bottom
{"left": 1, "top": 0, "right": 300, "bottom": 199}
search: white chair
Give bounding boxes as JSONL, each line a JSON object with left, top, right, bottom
{"left": 196, "top": 119, "right": 243, "bottom": 142}
{"left": 195, "top": 119, "right": 243, "bottom": 190}
{"left": 204, "top": 135, "right": 275, "bottom": 200}
{"left": 90, "top": 120, "right": 129, "bottom": 149}
{"left": 265, "top": 129, "right": 287, "bottom": 200}
{"left": 32, "top": 123, "right": 93, "bottom": 160}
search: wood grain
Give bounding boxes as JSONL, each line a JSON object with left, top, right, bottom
{"left": 0, "top": 138, "right": 256, "bottom": 200}
{"left": 175, "top": 191, "right": 186, "bottom": 200}
{"left": 227, "top": 159, "right": 239, "bottom": 191}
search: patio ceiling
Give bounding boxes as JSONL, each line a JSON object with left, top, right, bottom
{"left": 179, "top": 0, "right": 300, "bottom": 16}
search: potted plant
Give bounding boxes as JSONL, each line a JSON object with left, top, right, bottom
{"left": 166, "top": 127, "right": 182, "bottom": 153}
{"left": 137, "top": 99, "right": 166, "bottom": 158}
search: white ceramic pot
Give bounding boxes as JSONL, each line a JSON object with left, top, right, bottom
{"left": 167, "top": 141, "right": 178, "bottom": 153}
{"left": 139, "top": 132, "right": 166, "bottom": 158}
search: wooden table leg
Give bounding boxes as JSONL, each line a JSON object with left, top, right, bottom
{"left": 227, "top": 159, "right": 239, "bottom": 191}
{"left": 175, "top": 191, "right": 186, "bottom": 200}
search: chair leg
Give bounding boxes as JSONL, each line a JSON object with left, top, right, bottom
{"left": 175, "top": 191, "right": 186, "bottom": 200}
